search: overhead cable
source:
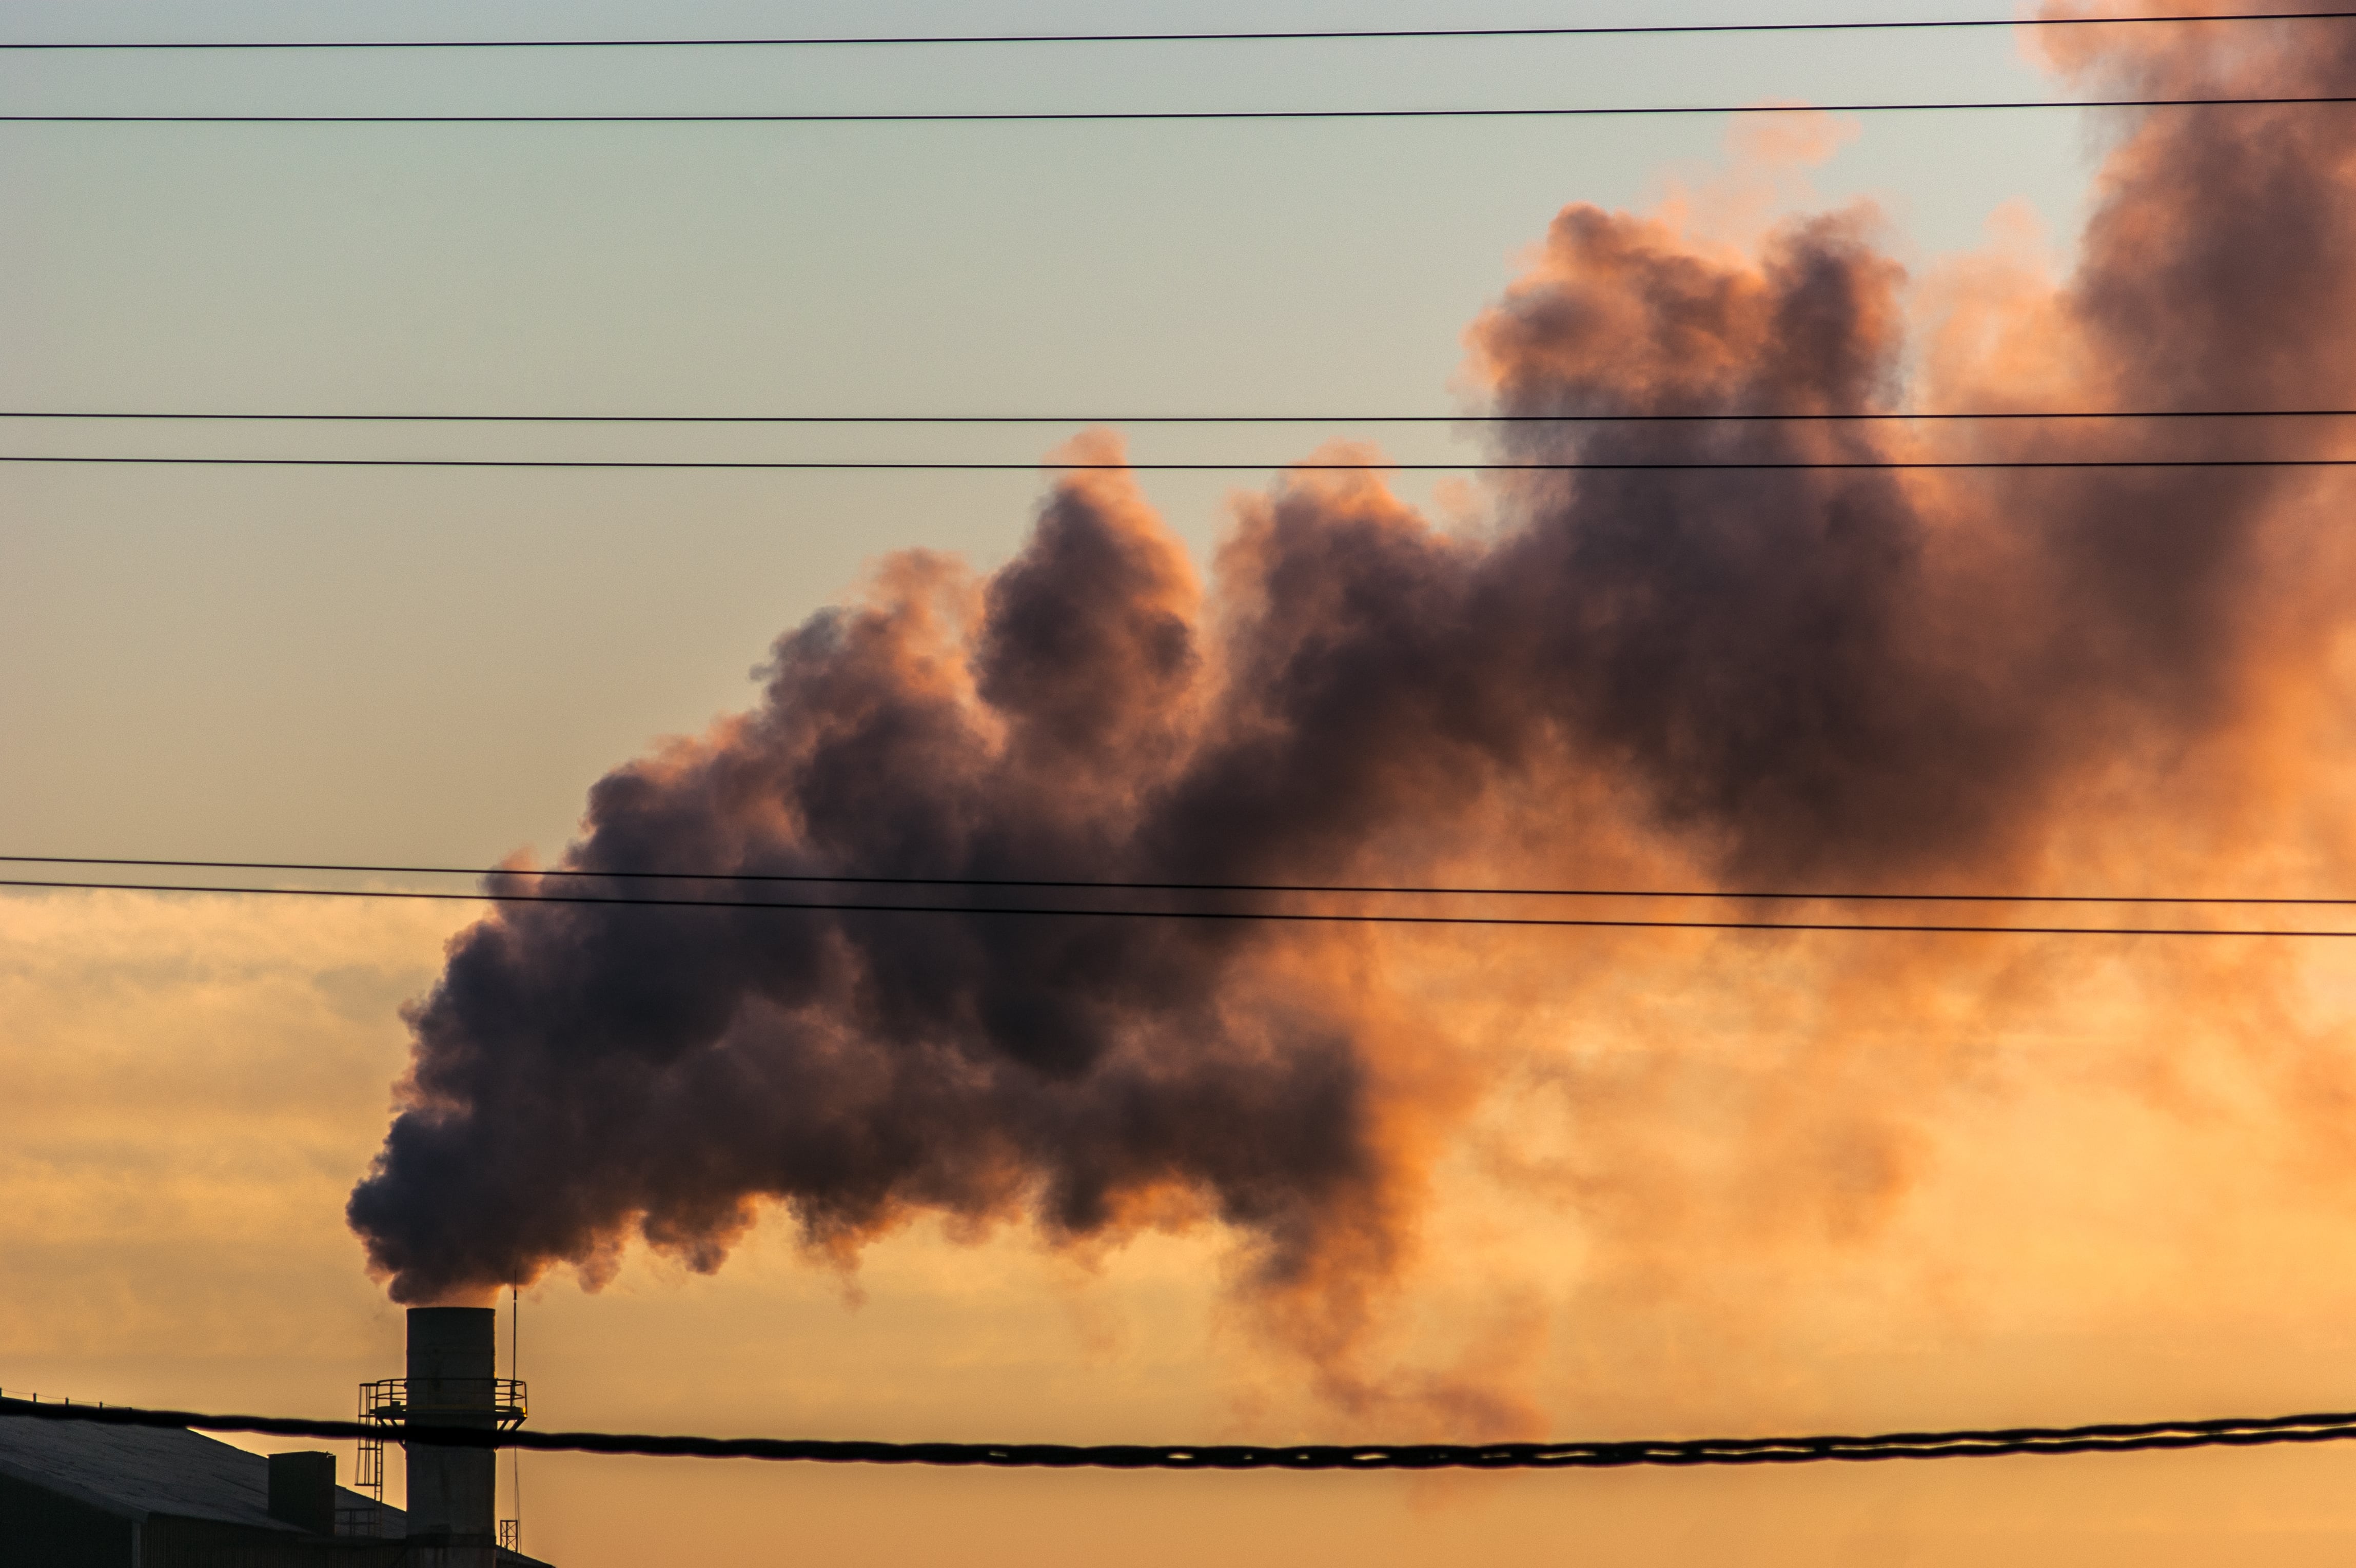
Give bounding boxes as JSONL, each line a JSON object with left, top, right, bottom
{"left": 9, "top": 855, "right": 2349, "bottom": 909}
{"left": 8, "top": 94, "right": 2356, "bottom": 124}
{"left": 8, "top": 1396, "right": 2356, "bottom": 1471}
{"left": 5, "top": 877, "right": 2352, "bottom": 938}
{"left": 12, "top": 410, "right": 2356, "bottom": 424}
{"left": 7, "top": 13, "right": 2356, "bottom": 50}
{"left": 7, "top": 456, "right": 2356, "bottom": 472}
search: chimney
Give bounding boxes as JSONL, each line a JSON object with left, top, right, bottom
{"left": 404, "top": 1306, "right": 498, "bottom": 1547}
{"left": 266, "top": 1451, "right": 337, "bottom": 1535}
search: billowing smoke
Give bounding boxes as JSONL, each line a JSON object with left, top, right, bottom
{"left": 350, "top": 6, "right": 2356, "bottom": 1380}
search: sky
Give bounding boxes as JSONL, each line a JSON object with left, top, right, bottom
{"left": 11, "top": 3, "right": 2356, "bottom": 1565}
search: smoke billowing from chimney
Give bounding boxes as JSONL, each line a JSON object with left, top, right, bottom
{"left": 350, "top": 9, "right": 2356, "bottom": 1377}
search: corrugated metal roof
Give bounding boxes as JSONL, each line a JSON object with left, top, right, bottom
{"left": 0, "top": 1412, "right": 406, "bottom": 1535}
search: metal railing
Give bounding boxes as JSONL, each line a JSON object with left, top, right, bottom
{"left": 335, "top": 1499, "right": 387, "bottom": 1539}
{"left": 359, "top": 1377, "right": 529, "bottom": 1428}
{"left": 0, "top": 1389, "right": 108, "bottom": 1408}
{"left": 348, "top": 1376, "right": 529, "bottom": 1539}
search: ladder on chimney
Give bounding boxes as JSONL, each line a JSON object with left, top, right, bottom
{"left": 349, "top": 1381, "right": 394, "bottom": 1537}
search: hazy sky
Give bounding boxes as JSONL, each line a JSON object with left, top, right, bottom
{"left": 13, "top": 4, "right": 2356, "bottom": 1566}
{"left": 0, "top": 0, "right": 2091, "bottom": 866}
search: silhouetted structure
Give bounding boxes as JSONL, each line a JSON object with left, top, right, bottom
{"left": 355, "top": 1308, "right": 529, "bottom": 1568}
{"left": 0, "top": 1404, "right": 405, "bottom": 1565}
{"left": 0, "top": 1379, "right": 547, "bottom": 1567}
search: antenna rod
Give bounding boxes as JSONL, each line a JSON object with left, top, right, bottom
{"left": 507, "top": 1281, "right": 522, "bottom": 1552}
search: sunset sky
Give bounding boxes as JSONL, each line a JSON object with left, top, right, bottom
{"left": 11, "top": 3, "right": 2356, "bottom": 1564}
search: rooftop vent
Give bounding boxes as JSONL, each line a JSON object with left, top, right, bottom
{"left": 266, "top": 1449, "right": 338, "bottom": 1535}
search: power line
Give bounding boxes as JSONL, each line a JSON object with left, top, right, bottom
{"left": 7, "top": 95, "right": 2356, "bottom": 125}
{"left": 6, "top": 11, "right": 2353, "bottom": 50}
{"left": 8, "top": 456, "right": 2356, "bottom": 472}
{"left": 12, "top": 410, "right": 2356, "bottom": 424}
{"left": 10, "top": 856, "right": 2349, "bottom": 910}
{"left": 9, "top": 1395, "right": 2356, "bottom": 1470}
{"left": 5, "top": 877, "right": 2351, "bottom": 938}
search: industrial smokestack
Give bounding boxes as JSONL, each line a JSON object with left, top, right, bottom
{"left": 405, "top": 1306, "right": 497, "bottom": 1550}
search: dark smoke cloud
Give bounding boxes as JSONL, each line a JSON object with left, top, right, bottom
{"left": 351, "top": 9, "right": 2356, "bottom": 1364}
{"left": 351, "top": 460, "right": 1413, "bottom": 1335}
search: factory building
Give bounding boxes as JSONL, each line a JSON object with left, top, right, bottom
{"left": 0, "top": 1308, "right": 551, "bottom": 1568}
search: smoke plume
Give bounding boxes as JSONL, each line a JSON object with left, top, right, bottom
{"left": 350, "top": 6, "right": 2356, "bottom": 1394}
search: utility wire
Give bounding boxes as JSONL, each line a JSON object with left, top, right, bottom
{"left": 9, "top": 856, "right": 2349, "bottom": 910}
{"left": 8, "top": 456, "right": 2356, "bottom": 472}
{"left": 7, "top": 13, "right": 2354, "bottom": 50}
{"left": 8, "top": 95, "right": 2356, "bottom": 124}
{"left": 5, "top": 877, "right": 2350, "bottom": 938}
{"left": 9, "top": 1396, "right": 2356, "bottom": 1471}
{"left": 11, "top": 410, "right": 2356, "bottom": 424}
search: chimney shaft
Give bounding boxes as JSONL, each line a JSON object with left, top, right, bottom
{"left": 404, "top": 1306, "right": 498, "bottom": 1545}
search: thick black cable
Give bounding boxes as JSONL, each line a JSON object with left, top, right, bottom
{"left": 8, "top": 13, "right": 2354, "bottom": 50}
{"left": 8, "top": 95, "right": 2356, "bottom": 124}
{"left": 8, "top": 1397, "right": 2356, "bottom": 1470}
{"left": 8, "top": 456, "right": 2356, "bottom": 472}
{"left": 11, "top": 410, "right": 2356, "bottom": 424}
{"left": 6, "top": 855, "right": 2346, "bottom": 910}
{"left": 4, "top": 877, "right": 2350, "bottom": 938}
